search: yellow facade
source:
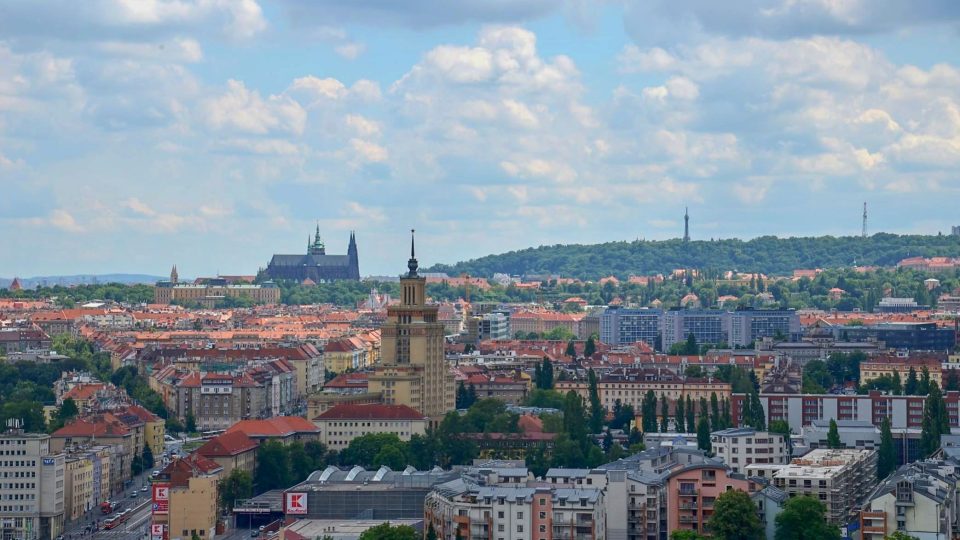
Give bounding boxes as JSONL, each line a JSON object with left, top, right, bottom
{"left": 144, "top": 417, "right": 166, "bottom": 457}
{"left": 154, "top": 284, "right": 280, "bottom": 306}
{"left": 64, "top": 457, "right": 94, "bottom": 521}
{"left": 860, "top": 362, "right": 942, "bottom": 386}
{"left": 168, "top": 475, "right": 219, "bottom": 540}
{"left": 368, "top": 246, "right": 455, "bottom": 420}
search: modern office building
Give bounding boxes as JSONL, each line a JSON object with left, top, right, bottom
{"left": 726, "top": 309, "right": 801, "bottom": 347}
{"left": 599, "top": 308, "right": 662, "bottom": 346}
{"left": 829, "top": 322, "right": 956, "bottom": 351}
{"left": 0, "top": 430, "right": 65, "bottom": 540}
{"left": 661, "top": 309, "right": 728, "bottom": 349}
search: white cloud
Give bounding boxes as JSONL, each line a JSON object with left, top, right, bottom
{"left": 350, "top": 138, "right": 388, "bottom": 163}
{"left": 202, "top": 79, "right": 306, "bottom": 135}
{"left": 345, "top": 115, "right": 382, "bottom": 137}
{"left": 49, "top": 209, "right": 84, "bottom": 232}
{"left": 335, "top": 42, "right": 366, "bottom": 60}
{"left": 500, "top": 158, "right": 577, "bottom": 183}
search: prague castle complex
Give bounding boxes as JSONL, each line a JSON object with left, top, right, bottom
{"left": 264, "top": 227, "right": 360, "bottom": 283}
{"left": 368, "top": 231, "right": 455, "bottom": 420}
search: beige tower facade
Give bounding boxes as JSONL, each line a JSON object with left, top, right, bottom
{"left": 369, "top": 232, "right": 455, "bottom": 420}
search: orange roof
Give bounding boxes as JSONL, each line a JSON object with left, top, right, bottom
{"left": 225, "top": 416, "right": 320, "bottom": 438}
{"left": 63, "top": 383, "right": 105, "bottom": 401}
{"left": 52, "top": 417, "right": 130, "bottom": 438}
{"left": 196, "top": 432, "right": 259, "bottom": 457}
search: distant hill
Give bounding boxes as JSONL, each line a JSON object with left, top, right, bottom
{"left": 0, "top": 274, "right": 165, "bottom": 289}
{"left": 428, "top": 233, "right": 960, "bottom": 280}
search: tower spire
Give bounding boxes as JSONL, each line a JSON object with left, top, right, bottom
{"left": 407, "top": 229, "right": 419, "bottom": 277}
{"left": 862, "top": 202, "right": 868, "bottom": 238}
{"left": 683, "top": 207, "right": 690, "bottom": 242}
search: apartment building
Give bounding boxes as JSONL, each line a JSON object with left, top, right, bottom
{"left": 323, "top": 337, "right": 370, "bottom": 373}
{"left": 710, "top": 428, "right": 788, "bottom": 474}
{"left": 744, "top": 391, "right": 960, "bottom": 434}
{"left": 313, "top": 404, "right": 428, "bottom": 451}
{"left": 860, "top": 459, "right": 960, "bottom": 540}
{"left": 665, "top": 462, "right": 752, "bottom": 536}
{"left": 143, "top": 344, "right": 324, "bottom": 399}
{"left": 0, "top": 431, "right": 65, "bottom": 540}
{"left": 556, "top": 372, "right": 731, "bottom": 418}
{"left": 152, "top": 455, "right": 223, "bottom": 540}
{"left": 461, "top": 374, "right": 530, "bottom": 405}
{"left": 859, "top": 355, "right": 944, "bottom": 386}
{"left": 771, "top": 449, "right": 878, "bottom": 524}
{"left": 152, "top": 361, "right": 297, "bottom": 431}
{"left": 425, "top": 482, "right": 606, "bottom": 540}
{"left": 51, "top": 413, "right": 144, "bottom": 492}
{"left": 63, "top": 457, "right": 93, "bottom": 521}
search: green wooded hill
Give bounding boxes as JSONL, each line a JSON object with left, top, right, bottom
{"left": 428, "top": 233, "right": 960, "bottom": 280}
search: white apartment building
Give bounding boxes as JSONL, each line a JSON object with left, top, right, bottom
{"left": 710, "top": 428, "right": 789, "bottom": 474}
{"left": 860, "top": 459, "right": 960, "bottom": 540}
{"left": 771, "top": 449, "right": 878, "bottom": 524}
{"left": 0, "top": 431, "right": 65, "bottom": 540}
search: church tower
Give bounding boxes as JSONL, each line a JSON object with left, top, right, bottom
{"left": 368, "top": 230, "right": 454, "bottom": 420}
{"left": 347, "top": 231, "right": 360, "bottom": 280}
{"left": 170, "top": 265, "right": 179, "bottom": 284}
{"left": 683, "top": 207, "right": 690, "bottom": 242}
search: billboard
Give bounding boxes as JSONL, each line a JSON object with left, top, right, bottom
{"left": 284, "top": 492, "right": 307, "bottom": 515}
{"left": 151, "top": 524, "right": 166, "bottom": 540}
{"left": 152, "top": 483, "right": 170, "bottom": 515}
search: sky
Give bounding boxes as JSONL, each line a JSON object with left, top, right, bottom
{"left": 2, "top": 0, "right": 960, "bottom": 278}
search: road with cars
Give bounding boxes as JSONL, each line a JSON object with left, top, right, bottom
{"left": 61, "top": 438, "right": 186, "bottom": 540}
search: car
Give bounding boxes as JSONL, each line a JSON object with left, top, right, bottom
{"left": 130, "top": 491, "right": 138, "bottom": 498}
{"left": 141, "top": 486, "right": 149, "bottom": 493}
{"left": 151, "top": 470, "right": 160, "bottom": 477}
{"left": 250, "top": 531, "right": 259, "bottom": 538}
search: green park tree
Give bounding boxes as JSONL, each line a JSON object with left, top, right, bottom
{"left": 878, "top": 416, "right": 896, "bottom": 480}
{"left": 827, "top": 419, "right": 842, "bottom": 449}
{"left": 697, "top": 417, "right": 711, "bottom": 453}
{"left": 774, "top": 495, "right": 840, "bottom": 540}
{"left": 708, "top": 489, "right": 764, "bottom": 540}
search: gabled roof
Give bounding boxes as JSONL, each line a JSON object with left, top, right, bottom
{"left": 196, "top": 431, "right": 259, "bottom": 457}
{"left": 315, "top": 404, "right": 426, "bottom": 421}
{"left": 225, "top": 416, "right": 320, "bottom": 438}
{"left": 63, "top": 384, "right": 105, "bottom": 401}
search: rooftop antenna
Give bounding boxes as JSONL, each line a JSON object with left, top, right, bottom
{"left": 862, "top": 202, "right": 868, "bottom": 238}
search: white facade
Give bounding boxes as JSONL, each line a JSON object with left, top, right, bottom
{"left": 710, "top": 428, "right": 788, "bottom": 474}
{"left": 0, "top": 432, "right": 65, "bottom": 540}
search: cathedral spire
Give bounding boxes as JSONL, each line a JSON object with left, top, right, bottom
{"left": 170, "top": 265, "right": 179, "bottom": 284}
{"left": 407, "top": 229, "right": 419, "bottom": 277}
{"left": 683, "top": 207, "right": 690, "bottom": 243}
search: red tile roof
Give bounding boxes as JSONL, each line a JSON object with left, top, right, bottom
{"left": 315, "top": 404, "right": 426, "bottom": 421}
{"left": 196, "top": 432, "right": 259, "bottom": 457}
{"left": 52, "top": 417, "right": 130, "bottom": 438}
{"left": 224, "top": 416, "right": 320, "bottom": 438}
{"left": 63, "top": 384, "right": 105, "bottom": 401}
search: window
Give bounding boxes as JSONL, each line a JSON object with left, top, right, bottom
{"left": 517, "top": 525, "right": 523, "bottom": 533}
{"left": 517, "top": 512, "right": 523, "bottom": 519}
{"left": 539, "top": 512, "right": 546, "bottom": 519}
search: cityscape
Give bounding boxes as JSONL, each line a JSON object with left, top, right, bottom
{"left": 3, "top": 3, "right": 960, "bottom": 540}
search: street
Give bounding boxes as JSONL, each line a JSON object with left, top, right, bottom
{"left": 62, "top": 442, "right": 182, "bottom": 540}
